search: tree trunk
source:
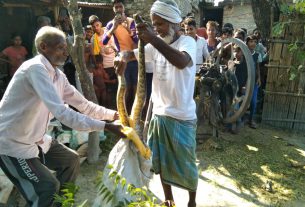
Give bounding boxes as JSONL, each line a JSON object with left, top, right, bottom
{"left": 250, "top": 0, "right": 272, "bottom": 38}
{"left": 67, "top": 0, "right": 100, "bottom": 164}
{"left": 250, "top": 0, "right": 281, "bottom": 40}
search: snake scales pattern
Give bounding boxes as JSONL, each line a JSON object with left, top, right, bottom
{"left": 116, "top": 13, "right": 146, "bottom": 138}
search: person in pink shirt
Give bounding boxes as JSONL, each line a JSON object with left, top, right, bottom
{"left": 0, "top": 26, "right": 125, "bottom": 207}
{"left": 1, "top": 34, "right": 28, "bottom": 78}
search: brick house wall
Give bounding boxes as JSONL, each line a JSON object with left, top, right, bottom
{"left": 222, "top": 1, "right": 257, "bottom": 34}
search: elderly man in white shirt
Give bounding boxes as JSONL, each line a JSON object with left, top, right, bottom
{"left": 183, "top": 16, "right": 210, "bottom": 73}
{"left": 0, "top": 26, "right": 125, "bottom": 207}
{"left": 115, "top": 0, "right": 198, "bottom": 206}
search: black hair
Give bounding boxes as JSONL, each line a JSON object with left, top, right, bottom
{"left": 94, "top": 55, "right": 103, "bottom": 63}
{"left": 183, "top": 17, "right": 196, "bottom": 28}
{"left": 234, "top": 29, "right": 246, "bottom": 41}
{"left": 89, "top": 15, "right": 100, "bottom": 25}
{"left": 112, "top": 0, "right": 124, "bottom": 6}
{"left": 223, "top": 23, "right": 234, "bottom": 30}
{"left": 246, "top": 34, "right": 257, "bottom": 44}
{"left": 37, "top": 16, "right": 51, "bottom": 27}
{"left": 221, "top": 27, "right": 233, "bottom": 36}
{"left": 241, "top": 28, "right": 247, "bottom": 35}
{"left": 11, "top": 33, "right": 21, "bottom": 40}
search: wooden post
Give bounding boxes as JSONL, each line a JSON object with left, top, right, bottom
{"left": 67, "top": 0, "right": 100, "bottom": 164}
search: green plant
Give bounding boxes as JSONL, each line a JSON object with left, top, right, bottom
{"left": 287, "top": 42, "right": 305, "bottom": 80}
{"left": 272, "top": 1, "right": 305, "bottom": 80}
{"left": 272, "top": 1, "right": 305, "bottom": 37}
{"left": 97, "top": 165, "right": 166, "bottom": 207}
{"left": 293, "top": 0, "right": 305, "bottom": 14}
{"left": 54, "top": 183, "right": 87, "bottom": 207}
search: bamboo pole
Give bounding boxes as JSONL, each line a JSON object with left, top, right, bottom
{"left": 268, "top": 39, "right": 305, "bottom": 44}
{"left": 265, "top": 64, "right": 290, "bottom": 69}
{"left": 263, "top": 118, "right": 305, "bottom": 123}
{"left": 265, "top": 91, "right": 305, "bottom": 97}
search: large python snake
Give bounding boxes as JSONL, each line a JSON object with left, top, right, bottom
{"left": 116, "top": 13, "right": 151, "bottom": 159}
{"left": 94, "top": 13, "right": 153, "bottom": 207}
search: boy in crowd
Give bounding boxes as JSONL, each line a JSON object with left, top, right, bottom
{"left": 103, "top": 0, "right": 138, "bottom": 114}
{"left": 246, "top": 35, "right": 261, "bottom": 129}
{"left": 183, "top": 17, "right": 209, "bottom": 72}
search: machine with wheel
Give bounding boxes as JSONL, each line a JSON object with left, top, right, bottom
{"left": 196, "top": 37, "right": 255, "bottom": 135}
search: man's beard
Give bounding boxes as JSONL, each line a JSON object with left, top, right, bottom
{"left": 160, "top": 25, "right": 175, "bottom": 44}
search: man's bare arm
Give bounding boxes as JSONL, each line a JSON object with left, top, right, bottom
{"left": 137, "top": 23, "right": 191, "bottom": 69}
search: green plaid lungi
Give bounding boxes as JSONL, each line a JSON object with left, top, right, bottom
{"left": 148, "top": 115, "right": 198, "bottom": 191}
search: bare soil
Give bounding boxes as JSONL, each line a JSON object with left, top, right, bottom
{"left": 74, "top": 122, "right": 305, "bottom": 207}
{"left": 8, "top": 121, "right": 304, "bottom": 207}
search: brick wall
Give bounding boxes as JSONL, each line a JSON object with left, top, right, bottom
{"left": 223, "top": 3, "right": 257, "bottom": 34}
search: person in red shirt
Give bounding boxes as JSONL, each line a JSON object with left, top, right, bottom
{"left": 196, "top": 27, "right": 208, "bottom": 39}
{"left": 1, "top": 34, "right": 28, "bottom": 78}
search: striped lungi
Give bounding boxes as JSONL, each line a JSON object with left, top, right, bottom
{"left": 148, "top": 115, "right": 198, "bottom": 191}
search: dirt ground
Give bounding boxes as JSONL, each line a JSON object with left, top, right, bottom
{"left": 73, "top": 121, "right": 305, "bottom": 207}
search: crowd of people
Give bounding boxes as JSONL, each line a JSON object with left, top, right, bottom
{"left": 180, "top": 16, "right": 267, "bottom": 132}
{"left": 0, "top": 0, "right": 268, "bottom": 206}
{"left": 0, "top": 2, "right": 267, "bottom": 127}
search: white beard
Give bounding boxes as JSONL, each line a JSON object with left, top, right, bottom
{"left": 159, "top": 25, "right": 175, "bottom": 44}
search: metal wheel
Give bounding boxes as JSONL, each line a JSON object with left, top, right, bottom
{"left": 196, "top": 37, "right": 255, "bottom": 125}
{"left": 219, "top": 37, "right": 255, "bottom": 123}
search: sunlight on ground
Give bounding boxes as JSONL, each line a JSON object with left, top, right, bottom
{"left": 196, "top": 126, "right": 305, "bottom": 206}
{"left": 217, "top": 166, "right": 231, "bottom": 177}
{"left": 296, "top": 148, "right": 305, "bottom": 157}
{"left": 198, "top": 169, "right": 260, "bottom": 207}
{"left": 246, "top": 145, "right": 259, "bottom": 151}
{"left": 252, "top": 166, "right": 293, "bottom": 199}
{"left": 260, "top": 165, "right": 284, "bottom": 179}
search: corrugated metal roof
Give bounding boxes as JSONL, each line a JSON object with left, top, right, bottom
{"left": 77, "top": 1, "right": 112, "bottom": 7}
{"left": 0, "top": 0, "right": 112, "bottom": 8}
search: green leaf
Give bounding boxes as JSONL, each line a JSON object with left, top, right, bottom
{"left": 272, "top": 22, "right": 285, "bottom": 37}
{"left": 127, "top": 183, "right": 135, "bottom": 193}
{"left": 115, "top": 175, "right": 121, "bottom": 185}
{"left": 109, "top": 171, "right": 118, "bottom": 179}
{"left": 98, "top": 184, "right": 105, "bottom": 193}
{"left": 104, "top": 191, "right": 114, "bottom": 204}
{"left": 107, "top": 164, "right": 114, "bottom": 169}
{"left": 121, "top": 177, "right": 127, "bottom": 189}
{"left": 288, "top": 42, "right": 298, "bottom": 53}
{"left": 280, "top": 4, "right": 290, "bottom": 15}
{"left": 289, "top": 72, "right": 297, "bottom": 80}
{"left": 106, "top": 194, "right": 114, "bottom": 204}
{"left": 100, "top": 186, "right": 109, "bottom": 196}
{"left": 296, "top": 52, "right": 305, "bottom": 63}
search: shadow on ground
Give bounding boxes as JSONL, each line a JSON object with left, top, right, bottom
{"left": 196, "top": 123, "right": 305, "bottom": 207}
